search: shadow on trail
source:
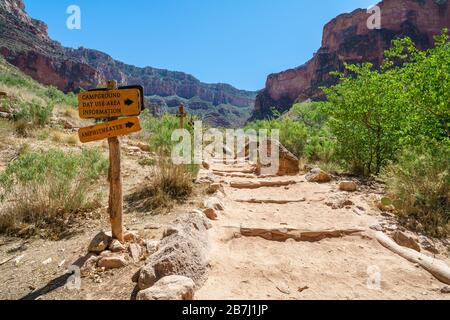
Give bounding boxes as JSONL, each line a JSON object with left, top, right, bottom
{"left": 19, "top": 254, "right": 92, "bottom": 300}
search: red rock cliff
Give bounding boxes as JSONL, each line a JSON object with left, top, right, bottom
{"left": 252, "top": 0, "right": 450, "bottom": 119}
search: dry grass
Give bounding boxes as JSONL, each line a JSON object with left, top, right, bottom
{"left": 382, "top": 143, "right": 450, "bottom": 238}
{"left": 62, "top": 107, "right": 79, "bottom": 119}
{"left": 0, "top": 83, "right": 46, "bottom": 105}
{"left": 50, "top": 130, "right": 80, "bottom": 146}
{"left": 0, "top": 175, "right": 102, "bottom": 239}
{"left": 125, "top": 156, "right": 194, "bottom": 214}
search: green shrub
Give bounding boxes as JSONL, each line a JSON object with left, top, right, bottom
{"left": 322, "top": 30, "right": 450, "bottom": 176}
{"left": 0, "top": 148, "right": 108, "bottom": 238}
{"left": 14, "top": 100, "right": 54, "bottom": 127}
{"left": 382, "top": 142, "right": 450, "bottom": 238}
{"left": 141, "top": 111, "right": 196, "bottom": 154}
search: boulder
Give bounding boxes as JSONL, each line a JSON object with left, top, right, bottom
{"left": 256, "top": 139, "right": 299, "bottom": 176}
{"left": 88, "top": 232, "right": 112, "bottom": 253}
{"left": 306, "top": 168, "right": 332, "bottom": 183}
{"left": 97, "top": 255, "right": 128, "bottom": 270}
{"left": 137, "top": 275, "right": 195, "bottom": 300}
{"left": 339, "top": 181, "right": 358, "bottom": 192}
{"left": 392, "top": 231, "right": 421, "bottom": 252}
{"left": 138, "top": 212, "right": 210, "bottom": 290}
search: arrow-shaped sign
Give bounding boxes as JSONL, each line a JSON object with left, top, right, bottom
{"left": 78, "top": 117, "right": 141, "bottom": 143}
{"left": 78, "top": 88, "right": 141, "bottom": 119}
{"left": 124, "top": 98, "right": 134, "bottom": 106}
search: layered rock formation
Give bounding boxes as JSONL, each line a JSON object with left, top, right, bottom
{"left": 0, "top": 0, "right": 256, "bottom": 127}
{"left": 252, "top": 0, "right": 450, "bottom": 119}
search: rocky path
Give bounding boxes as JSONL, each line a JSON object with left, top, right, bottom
{"left": 196, "top": 159, "right": 450, "bottom": 300}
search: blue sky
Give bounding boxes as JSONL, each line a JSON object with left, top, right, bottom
{"left": 23, "top": 0, "right": 376, "bottom": 91}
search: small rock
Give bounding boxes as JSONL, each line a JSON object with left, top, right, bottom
{"left": 207, "top": 183, "right": 224, "bottom": 195}
{"left": 88, "top": 232, "right": 112, "bottom": 253}
{"left": 137, "top": 275, "right": 195, "bottom": 300}
{"left": 392, "top": 231, "right": 420, "bottom": 252}
{"left": 370, "top": 224, "right": 385, "bottom": 232}
{"left": 80, "top": 253, "right": 99, "bottom": 275}
{"left": 129, "top": 243, "right": 142, "bottom": 263}
{"left": 144, "top": 240, "right": 160, "bottom": 255}
{"left": 441, "top": 286, "right": 450, "bottom": 294}
{"left": 100, "top": 250, "right": 112, "bottom": 257}
{"left": 97, "top": 255, "right": 128, "bottom": 270}
{"left": 58, "top": 260, "right": 66, "bottom": 268}
{"left": 339, "top": 181, "right": 358, "bottom": 192}
{"left": 419, "top": 236, "right": 439, "bottom": 254}
{"left": 138, "top": 264, "right": 157, "bottom": 290}
{"left": 42, "top": 258, "right": 52, "bottom": 265}
{"left": 14, "top": 255, "right": 25, "bottom": 266}
{"left": 305, "top": 168, "right": 332, "bottom": 183}
{"left": 204, "top": 197, "right": 225, "bottom": 211}
{"left": 124, "top": 231, "right": 140, "bottom": 242}
{"left": 202, "top": 161, "right": 210, "bottom": 170}
{"left": 137, "top": 142, "right": 151, "bottom": 152}
{"left": 109, "top": 239, "right": 126, "bottom": 252}
{"left": 203, "top": 208, "right": 218, "bottom": 220}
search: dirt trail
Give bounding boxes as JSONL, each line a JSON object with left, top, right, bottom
{"left": 196, "top": 159, "right": 450, "bottom": 300}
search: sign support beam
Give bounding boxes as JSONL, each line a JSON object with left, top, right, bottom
{"left": 106, "top": 80, "right": 124, "bottom": 243}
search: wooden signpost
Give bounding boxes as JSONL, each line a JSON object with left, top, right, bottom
{"left": 78, "top": 81, "right": 143, "bottom": 242}
{"left": 177, "top": 104, "right": 187, "bottom": 129}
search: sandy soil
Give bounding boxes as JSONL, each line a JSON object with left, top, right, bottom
{"left": 196, "top": 160, "right": 450, "bottom": 300}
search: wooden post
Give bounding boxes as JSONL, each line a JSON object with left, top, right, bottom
{"left": 178, "top": 104, "right": 186, "bottom": 129}
{"left": 106, "top": 80, "right": 124, "bottom": 242}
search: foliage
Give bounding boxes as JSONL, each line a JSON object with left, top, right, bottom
{"left": 245, "top": 102, "right": 336, "bottom": 163}
{"left": 382, "top": 141, "right": 450, "bottom": 237}
{"left": 14, "top": 100, "right": 54, "bottom": 127}
{"left": 322, "top": 29, "right": 450, "bottom": 176}
{"left": 0, "top": 148, "right": 108, "bottom": 238}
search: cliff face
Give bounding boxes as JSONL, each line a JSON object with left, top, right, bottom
{"left": 0, "top": 0, "right": 102, "bottom": 91}
{"left": 252, "top": 0, "right": 450, "bottom": 119}
{"left": 0, "top": 0, "right": 256, "bottom": 127}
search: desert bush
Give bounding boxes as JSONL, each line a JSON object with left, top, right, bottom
{"left": 126, "top": 156, "right": 194, "bottom": 214}
{"left": 382, "top": 142, "right": 450, "bottom": 238}
{"left": 44, "top": 86, "right": 78, "bottom": 108}
{"left": 141, "top": 112, "right": 195, "bottom": 154}
{"left": 0, "top": 148, "right": 108, "bottom": 238}
{"left": 13, "top": 100, "right": 54, "bottom": 135}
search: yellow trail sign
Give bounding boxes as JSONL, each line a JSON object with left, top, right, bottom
{"left": 78, "top": 116, "right": 141, "bottom": 143}
{"left": 78, "top": 88, "right": 141, "bottom": 119}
